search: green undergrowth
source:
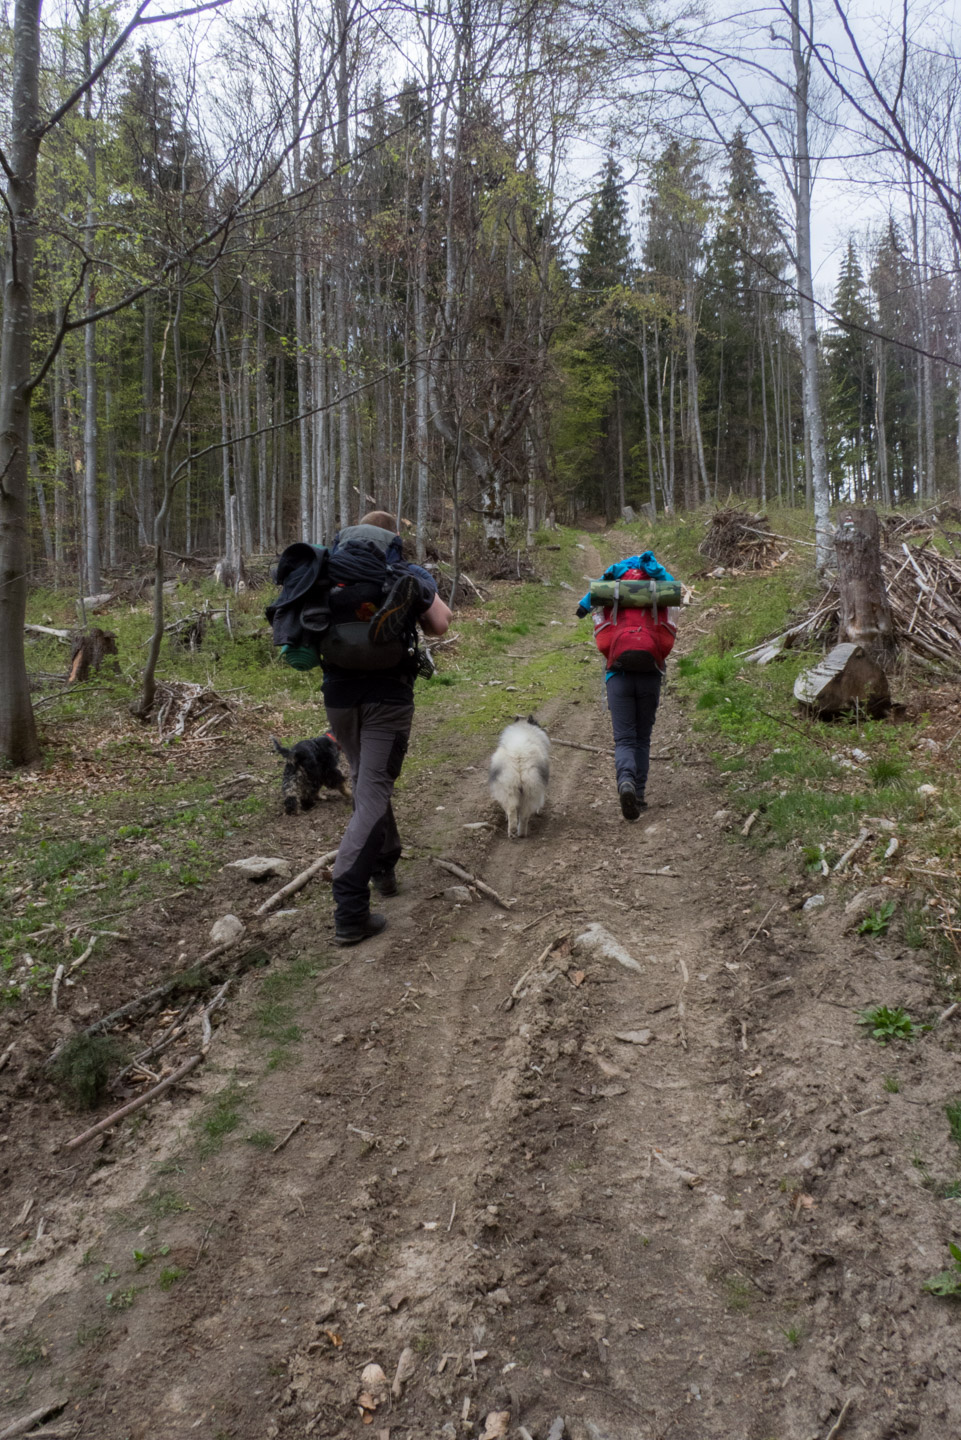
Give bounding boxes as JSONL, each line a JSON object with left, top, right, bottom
{"left": 1, "top": 784, "right": 271, "bottom": 1001}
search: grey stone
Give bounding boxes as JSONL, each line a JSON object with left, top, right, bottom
{"left": 226, "top": 856, "right": 292, "bottom": 880}
{"left": 209, "top": 914, "right": 245, "bottom": 946}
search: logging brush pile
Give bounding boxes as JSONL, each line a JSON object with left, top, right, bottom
{"left": 699, "top": 509, "right": 783, "bottom": 571}
{"left": 743, "top": 530, "right": 961, "bottom": 672}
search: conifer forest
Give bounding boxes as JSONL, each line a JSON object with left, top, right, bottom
{"left": 1, "top": 0, "right": 960, "bottom": 766}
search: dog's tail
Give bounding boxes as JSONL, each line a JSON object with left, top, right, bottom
{"left": 271, "top": 736, "right": 291, "bottom": 759}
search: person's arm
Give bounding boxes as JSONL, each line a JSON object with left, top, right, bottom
{"left": 420, "top": 592, "right": 452, "bottom": 636}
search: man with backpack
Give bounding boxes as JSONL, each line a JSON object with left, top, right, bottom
{"left": 576, "top": 550, "right": 678, "bottom": 821}
{"left": 267, "top": 510, "right": 451, "bottom": 944}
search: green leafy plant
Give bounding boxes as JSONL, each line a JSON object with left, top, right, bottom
{"left": 106, "top": 1287, "right": 138, "bottom": 1310}
{"left": 133, "top": 1244, "right": 169, "bottom": 1270}
{"left": 859, "top": 1005, "right": 919, "bottom": 1043}
{"left": 923, "top": 1242, "right": 961, "bottom": 1298}
{"left": 883, "top": 1075, "right": 901, "bottom": 1094}
{"left": 858, "top": 900, "right": 896, "bottom": 936}
{"left": 158, "top": 1266, "right": 186, "bottom": 1291}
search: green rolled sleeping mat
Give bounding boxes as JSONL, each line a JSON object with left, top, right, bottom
{"left": 589, "top": 579, "right": 682, "bottom": 607}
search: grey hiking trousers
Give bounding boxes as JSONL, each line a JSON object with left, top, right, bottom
{"left": 326, "top": 700, "right": 415, "bottom": 924}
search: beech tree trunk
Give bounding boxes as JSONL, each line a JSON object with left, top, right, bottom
{"left": 835, "top": 506, "right": 896, "bottom": 668}
{"left": 0, "top": 0, "right": 43, "bottom": 767}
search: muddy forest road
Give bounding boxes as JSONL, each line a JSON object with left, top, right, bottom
{"left": 2, "top": 537, "right": 960, "bottom": 1440}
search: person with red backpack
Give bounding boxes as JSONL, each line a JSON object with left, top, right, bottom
{"left": 576, "top": 550, "right": 678, "bottom": 821}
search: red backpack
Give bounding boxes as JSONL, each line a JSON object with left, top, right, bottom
{"left": 592, "top": 569, "right": 677, "bottom": 673}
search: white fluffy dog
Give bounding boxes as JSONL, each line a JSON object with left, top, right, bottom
{"left": 488, "top": 717, "right": 551, "bottom": 838}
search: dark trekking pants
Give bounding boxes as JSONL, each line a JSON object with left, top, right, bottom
{"left": 326, "top": 701, "right": 414, "bottom": 924}
{"left": 605, "top": 670, "right": 662, "bottom": 796}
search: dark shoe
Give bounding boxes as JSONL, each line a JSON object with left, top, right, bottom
{"left": 334, "top": 912, "right": 388, "bottom": 946}
{"left": 370, "top": 573, "right": 420, "bottom": 645}
{"left": 619, "top": 785, "right": 641, "bottom": 822}
{"left": 372, "top": 869, "right": 399, "bottom": 897}
{"left": 636, "top": 792, "right": 648, "bottom": 811}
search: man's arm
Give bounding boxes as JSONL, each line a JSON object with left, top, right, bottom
{"left": 420, "top": 592, "right": 452, "bottom": 636}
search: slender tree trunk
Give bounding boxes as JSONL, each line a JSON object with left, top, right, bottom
{"left": 791, "top": 0, "right": 832, "bottom": 568}
{"left": 139, "top": 296, "right": 154, "bottom": 545}
{"left": 0, "top": 0, "right": 43, "bottom": 766}
{"left": 640, "top": 320, "right": 657, "bottom": 516}
{"left": 105, "top": 381, "right": 118, "bottom": 567}
{"left": 256, "top": 288, "right": 268, "bottom": 552}
{"left": 615, "top": 385, "right": 626, "bottom": 515}
{"left": 52, "top": 340, "right": 68, "bottom": 568}
{"left": 684, "top": 282, "right": 710, "bottom": 503}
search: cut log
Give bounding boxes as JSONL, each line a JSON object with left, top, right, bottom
{"left": 67, "top": 627, "right": 119, "bottom": 684}
{"left": 835, "top": 507, "right": 896, "bottom": 666}
{"left": 794, "top": 642, "right": 890, "bottom": 719}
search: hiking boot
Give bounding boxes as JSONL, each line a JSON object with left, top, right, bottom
{"left": 334, "top": 912, "right": 388, "bottom": 947}
{"left": 372, "top": 869, "right": 399, "bottom": 897}
{"left": 370, "top": 573, "right": 420, "bottom": 645}
{"left": 619, "top": 784, "right": 641, "bottom": 822}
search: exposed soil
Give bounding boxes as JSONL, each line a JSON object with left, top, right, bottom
{"left": 2, "top": 537, "right": 961, "bottom": 1440}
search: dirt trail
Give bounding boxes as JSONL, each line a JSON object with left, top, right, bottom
{"left": 2, "top": 536, "right": 960, "bottom": 1440}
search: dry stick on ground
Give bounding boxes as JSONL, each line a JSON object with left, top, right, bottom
{"left": 823, "top": 1397, "right": 855, "bottom": 1440}
{"left": 254, "top": 850, "right": 338, "bottom": 916}
{"left": 549, "top": 736, "right": 615, "bottom": 758}
{"left": 63, "top": 1054, "right": 203, "bottom": 1152}
{"left": 433, "top": 858, "right": 514, "bottom": 909}
{"left": 0, "top": 1401, "right": 70, "bottom": 1440}
{"left": 833, "top": 829, "right": 870, "bottom": 873}
{"left": 67, "top": 933, "right": 98, "bottom": 975}
{"left": 64, "top": 988, "right": 227, "bottom": 1151}
{"left": 50, "top": 963, "right": 65, "bottom": 1010}
{"left": 272, "top": 1118, "right": 305, "bottom": 1154}
{"left": 739, "top": 901, "right": 779, "bottom": 958}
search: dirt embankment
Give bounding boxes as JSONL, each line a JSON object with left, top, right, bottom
{"left": 1, "top": 538, "right": 960, "bottom": 1440}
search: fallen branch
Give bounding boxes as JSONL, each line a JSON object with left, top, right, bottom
{"left": 254, "top": 850, "right": 338, "bottom": 916}
{"left": 433, "top": 858, "right": 514, "bottom": 909}
{"left": 739, "top": 901, "right": 779, "bottom": 957}
{"left": 823, "top": 1397, "right": 854, "bottom": 1440}
{"left": 50, "top": 964, "right": 65, "bottom": 1011}
{"left": 63, "top": 1053, "right": 203, "bottom": 1152}
{"left": 67, "top": 934, "right": 98, "bottom": 975}
{"left": 549, "top": 736, "right": 615, "bottom": 758}
{"left": 272, "top": 1118, "right": 305, "bottom": 1154}
{"left": 651, "top": 1147, "right": 703, "bottom": 1188}
{"left": 833, "top": 828, "right": 870, "bottom": 874}
{"left": 0, "top": 1401, "right": 69, "bottom": 1440}
{"left": 24, "top": 623, "right": 70, "bottom": 641}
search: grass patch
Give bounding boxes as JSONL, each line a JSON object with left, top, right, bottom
{"left": 50, "top": 1034, "right": 128, "bottom": 1110}
{"left": 947, "top": 1098, "right": 961, "bottom": 1150}
{"left": 146, "top": 1189, "right": 191, "bottom": 1219}
{"left": 194, "top": 1076, "right": 244, "bottom": 1157}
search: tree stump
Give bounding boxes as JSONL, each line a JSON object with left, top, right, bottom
{"left": 68, "top": 628, "right": 119, "bottom": 684}
{"left": 835, "top": 506, "right": 896, "bottom": 666}
{"left": 794, "top": 642, "right": 890, "bottom": 719}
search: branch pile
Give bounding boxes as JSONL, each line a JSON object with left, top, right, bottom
{"left": 742, "top": 534, "right": 961, "bottom": 671}
{"left": 699, "top": 510, "right": 784, "bottom": 571}
{"left": 152, "top": 680, "right": 238, "bottom": 741}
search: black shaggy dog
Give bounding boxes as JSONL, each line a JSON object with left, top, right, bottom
{"left": 271, "top": 734, "right": 350, "bottom": 813}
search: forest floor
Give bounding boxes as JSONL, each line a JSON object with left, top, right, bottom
{"left": 2, "top": 529, "right": 961, "bottom": 1440}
